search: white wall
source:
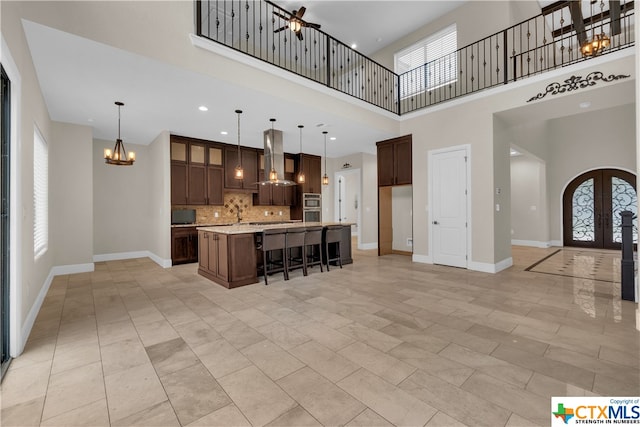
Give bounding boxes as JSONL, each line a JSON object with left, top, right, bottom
{"left": 392, "top": 185, "right": 413, "bottom": 252}
{"left": 510, "top": 155, "right": 549, "bottom": 245}
{"left": 93, "top": 139, "right": 151, "bottom": 256}
{"left": 146, "top": 131, "right": 171, "bottom": 264}
{"left": 51, "top": 122, "right": 94, "bottom": 267}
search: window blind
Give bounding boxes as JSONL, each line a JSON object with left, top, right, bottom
{"left": 33, "top": 128, "right": 48, "bottom": 259}
{"left": 395, "top": 24, "right": 457, "bottom": 97}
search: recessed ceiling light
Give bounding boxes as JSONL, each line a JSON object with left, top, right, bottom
{"left": 198, "top": 105, "right": 209, "bottom": 111}
{"left": 87, "top": 118, "right": 94, "bottom": 122}
{"left": 579, "top": 101, "right": 591, "bottom": 109}
{"left": 376, "top": 37, "right": 382, "bottom": 42}
{"left": 220, "top": 131, "right": 228, "bottom": 135}
{"left": 330, "top": 137, "right": 336, "bottom": 141}
{"left": 351, "top": 43, "right": 357, "bottom": 49}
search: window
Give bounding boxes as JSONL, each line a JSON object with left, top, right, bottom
{"left": 33, "top": 127, "right": 48, "bottom": 259}
{"left": 395, "top": 25, "right": 457, "bottom": 98}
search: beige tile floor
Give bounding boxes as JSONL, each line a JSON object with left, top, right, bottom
{"left": 1, "top": 245, "right": 638, "bottom": 426}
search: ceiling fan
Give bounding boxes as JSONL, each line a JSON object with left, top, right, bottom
{"left": 273, "top": 6, "right": 321, "bottom": 41}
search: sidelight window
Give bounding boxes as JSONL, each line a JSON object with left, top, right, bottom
{"left": 33, "top": 127, "right": 48, "bottom": 259}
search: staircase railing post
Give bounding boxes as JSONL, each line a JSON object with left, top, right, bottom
{"left": 195, "top": 0, "right": 202, "bottom": 36}
{"left": 326, "top": 37, "right": 331, "bottom": 88}
{"left": 620, "top": 210, "right": 635, "bottom": 301}
{"left": 503, "top": 29, "right": 508, "bottom": 84}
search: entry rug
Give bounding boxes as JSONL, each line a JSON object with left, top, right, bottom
{"left": 526, "top": 248, "right": 621, "bottom": 283}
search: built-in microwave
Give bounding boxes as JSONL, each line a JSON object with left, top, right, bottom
{"left": 303, "top": 193, "right": 322, "bottom": 209}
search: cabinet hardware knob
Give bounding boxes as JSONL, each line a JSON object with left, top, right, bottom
{"left": 433, "top": 221, "right": 439, "bottom": 225}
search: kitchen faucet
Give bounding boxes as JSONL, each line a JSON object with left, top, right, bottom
{"left": 235, "top": 205, "right": 242, "bottom": 223}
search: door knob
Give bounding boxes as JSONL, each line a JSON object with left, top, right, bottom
{"left": 433, "top": 221, "right": 439, "bottom": 225}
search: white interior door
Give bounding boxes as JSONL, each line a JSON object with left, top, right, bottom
{"left": 431, "top": 148, "right": 468, "bottom": 268}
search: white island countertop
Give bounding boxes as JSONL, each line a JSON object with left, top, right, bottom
{"left": 197, "top": 222, "right": 353, "bottom": 235}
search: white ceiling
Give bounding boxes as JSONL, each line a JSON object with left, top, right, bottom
{"left": 274, "top": 1, "right": 466, "bottom": 54}
{"left": 21, "top": 2, "right": 469, "bottom": 159}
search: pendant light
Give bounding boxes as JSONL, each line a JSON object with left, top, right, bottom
{"left": 104, "top": 101, "right": 135, "bottom": 165}
{"left": 269, "top": 118, "right": 278, "bottom": 182}
{"left": 297, "top": 125, "right": 305, "bottom": 184}
{"left": 322, "top": 131, "right": 329, "bottom": 186}
{"left": 234, "top": 109, "right": 244, "bottom": 180}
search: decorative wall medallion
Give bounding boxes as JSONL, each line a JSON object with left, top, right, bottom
{"left": 526, "top": 72, "right": 630, "bottom": 102}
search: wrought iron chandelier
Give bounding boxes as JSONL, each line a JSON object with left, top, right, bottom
{"left": 104, "top": 101, "right": 135, "bottom": 165}
{"left": 580, "top": 0, "right": 610, "bottom": 57}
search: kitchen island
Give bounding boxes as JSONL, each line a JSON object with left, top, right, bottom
{"left": 197, "top": 222, "right": 352, "bottom": 288}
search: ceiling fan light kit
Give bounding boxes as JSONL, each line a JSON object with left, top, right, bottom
{"left": 272, "top": 5, "right": 321, "bottom": 41}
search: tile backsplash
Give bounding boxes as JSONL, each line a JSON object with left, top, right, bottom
{"left": 173, "top": 192, "right": 290, "bottom": 224}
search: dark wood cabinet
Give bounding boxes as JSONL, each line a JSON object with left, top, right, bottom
{"left": 206, "top": 167, "right": 224, "bottom": 205}
{"left": 171, "top": 163, "right": 188, "bottom": 205}
{"left": 171, "top": 135, "right": 225, "bottom": 206}
{"left": 171, "top": 227, "right": 198, "bottom": 264}
{"left": 254, "top": 172, "right": 295, "bottom": 206}
{"left": 198, "top": 230, "right": 257, "bottom": 288}
{"left": 377, "top": 143, "right": 395, "bottom": 186}
{"left": 225, "top": 147, "right": 258, "bottom": 192}
{"left": 253, "top": 155, "right": 296, "bottom": 206}
{"left": 188, "top": 164, "right": 207, "bottom": 205}
{"left": 290, "top": 154, "right": 321, "bottom": 220}
{"left": 300, "top": 154, "right": 322, "bottom": 194}
{"left": 377, "top": 135, "right": 412, "bottom": 186}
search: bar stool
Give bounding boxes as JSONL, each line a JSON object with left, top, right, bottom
{"left": 323, "top": 225, "right": 343, "bottom": 271}
{"left": 260, "top": 229, "right": 288, "bottom": 285}
{"left": 304, "top": 226, "right": 323, "bottom": 273}
{"left": 285, "top": 227, "right": 307, "bottom": 277}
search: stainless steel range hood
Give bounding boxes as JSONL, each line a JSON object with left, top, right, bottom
{"left": 259, "top": 127, "right": 297, "bottom": 186}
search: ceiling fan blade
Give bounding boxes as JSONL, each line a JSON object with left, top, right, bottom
{"left": 297, "top": 6, "right": 306, "bottom": 18}
{"left": 305, "top": 22, "right": 321, "bottom": 30}
{"left": 274, "top": 26, "right": 288, "bottom": 33}
{"left": 272, "top": 11, "right": 290, "bottom": 21}
{"left": 297, "top": 31, "right": 304, "bottom": 41}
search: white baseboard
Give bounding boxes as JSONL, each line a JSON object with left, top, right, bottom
{"left": 358, "top": 242, "right": 378, "bottom": 250}
{"left": 19, "top": 268, "right": 54, "bottom": 354}
{"left": 511, "top": 239, "right": 552, "bottom": 248}
{"left": 93, "top": 251, "right": 171, "bottom": 268}
{"left": 495, "top": 257, "right": 513, "bottom": 273}
{"left": 51, "top": 262, "right": 94, "bottom": 276}
{"left": 468, "top": 257, "right": 513, "bottom": 273}
{"left": 148, "top": 252, "right": 173, "bottom": 268}
{"left": 412, "top": 254, "right": 433, "bottom": 264}
{"left": 19, "top": 262, "right": 94, "bottom": 354}
{"left": 550, "top": 240, "right": 562, "bottom": 247}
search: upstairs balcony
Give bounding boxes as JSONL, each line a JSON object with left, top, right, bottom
{"left": 195, "top": 0, "right": 635, "bottom": 115}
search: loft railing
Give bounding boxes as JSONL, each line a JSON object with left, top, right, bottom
{"left": 399, "top": 2, "right": 635, "bottom": 113}
{"left": 195, "top": 0, "right": 635, "bottom": 116}
{"left": 195, "top": 0, "right": 398, "bottom": 113}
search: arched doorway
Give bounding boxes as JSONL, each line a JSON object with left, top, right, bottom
{"left": 563, "top": 169, "right": 637, "bottom": 249}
